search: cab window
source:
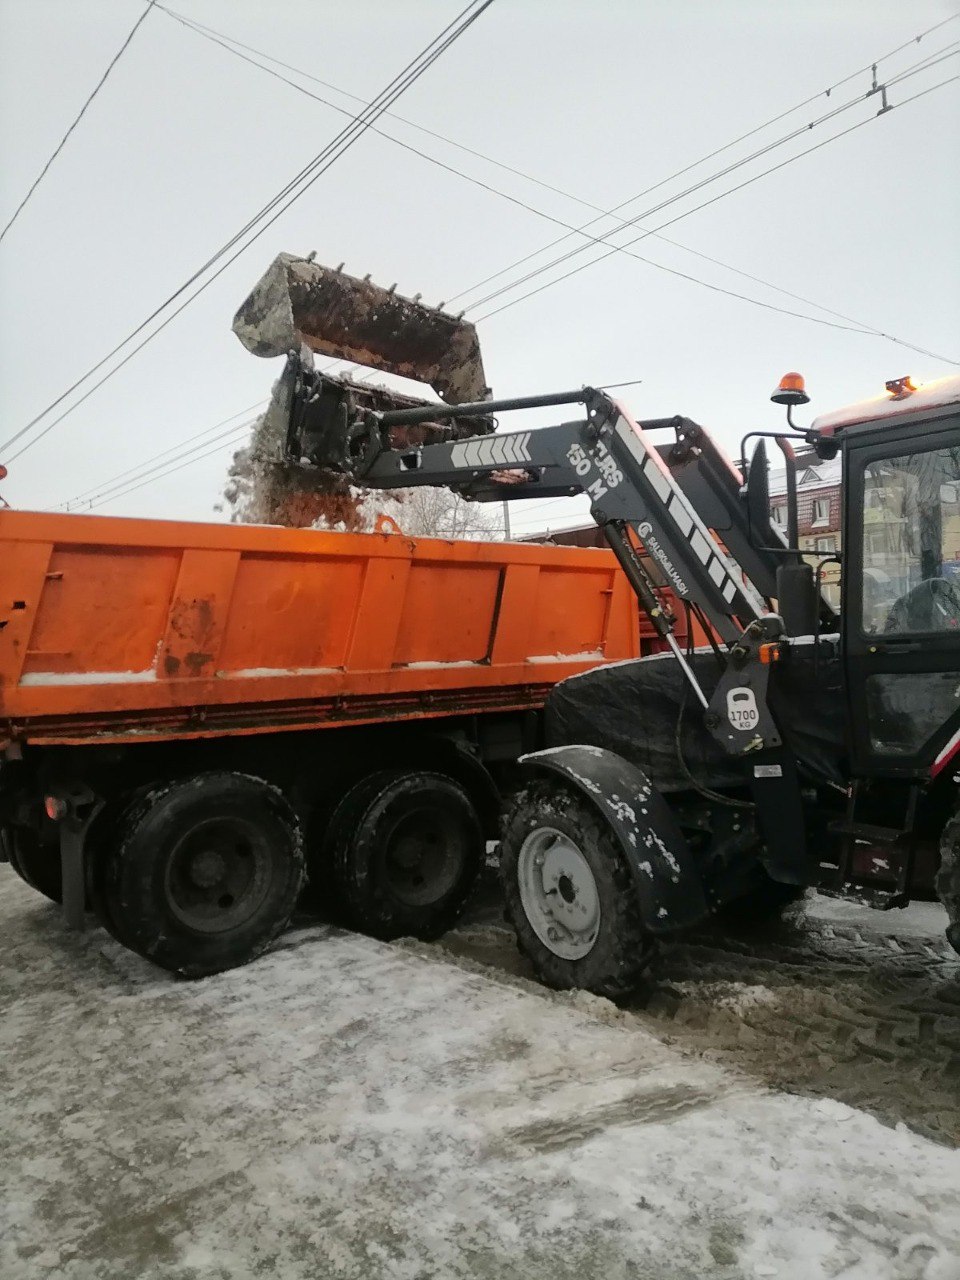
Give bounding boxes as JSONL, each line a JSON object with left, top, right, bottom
{"left": 861, "top": 444, "right": 960, "bottom": 634}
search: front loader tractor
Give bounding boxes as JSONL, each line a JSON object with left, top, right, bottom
{"left": 238, "top": 256, "right": 960, "bottom": 996}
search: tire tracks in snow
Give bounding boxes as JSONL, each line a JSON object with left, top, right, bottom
{"left": 434, "top": 875, "right": 960, "bottom": 1146}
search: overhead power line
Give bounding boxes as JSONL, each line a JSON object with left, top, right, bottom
{"left": 157, "top": 3, "right": 598, "bottom": 216}
{"left": 68, "top": 65, "right": 960, "bottom": 516}
{"left": 47, "top": 11, "right": 960, "bottom": 512}
{"left": 166, "top": 4, "right": 958, "bottom": 313}
{"left": 153, "top": 6, "right": 959, "bottom": 373}
{"left": 0, "top": 0, "right": 496, "bottom": 465}
{"left": 78, "top": 424, "right": 252, "bottom": 510}
{"left": 0, "top": 1, "right": 158, "bottom": 246}
{"left": 473, "top": 72, "right": 960, "bottom": 333}
{"left": 62, "top": 400, "right": 266, "bottom": 509}
{"left": 156, "top": 8, "right": 960, "bottom": 366}
{"left": 84, "top": 425, "right": 254, "bottom": 511}
{"left": 443, "top": 19, "right": 960, "bottom": 308}
{"left": 58, "top": 358, "right": 347, "bottom": 509}
{"left": 461, "top": 48, "right": 959, "bottom": 315}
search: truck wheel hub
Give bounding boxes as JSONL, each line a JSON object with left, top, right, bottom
{"left": 381, "top": 808, "right": 461, "bottom": 908}
{"left": 517, "top": 827, "right": 600, "bottom": 960}
{"left": 165, "top": 818, "right": 270, "bottom": 934}
{"left": 191, "top": 849, "right": 227, "bottom": 888}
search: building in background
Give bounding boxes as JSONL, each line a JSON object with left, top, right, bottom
{"left": 768, "top": 448, "right": 842, "bottom": 608}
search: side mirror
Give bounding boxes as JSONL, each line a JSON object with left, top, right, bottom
{"left": 776, "top": 562, "right": 818, "bottom": 636}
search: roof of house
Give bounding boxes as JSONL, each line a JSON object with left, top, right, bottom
{"left": 768, "top": 453, "right": 842, "bottom": 499}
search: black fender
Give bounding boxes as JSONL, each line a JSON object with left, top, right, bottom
{"left": 518, "top": 745, "right": 709, "bottom": 934}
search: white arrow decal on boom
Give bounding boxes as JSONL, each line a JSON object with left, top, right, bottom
{"left": 449, "top": 433, "right": 532, "bottom": 469}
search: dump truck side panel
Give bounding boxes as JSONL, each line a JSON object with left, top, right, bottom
{"left": 0, "top": 509, "right": 644, "bottom": 746}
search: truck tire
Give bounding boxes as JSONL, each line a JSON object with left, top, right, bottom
{"left": 324, "top": 771, "right": 482, "bottom": 941}
{"left": 936, "top": 811, "right": 960, "bottom": 955}
{"left": 500, "top": 780, "right": 654, "bottom": 1000}
{"left": 97, "top": 773, "right": 304, "bottom": 977}
{"left": 6, "top": 828, "right": 62, "bottom": 905}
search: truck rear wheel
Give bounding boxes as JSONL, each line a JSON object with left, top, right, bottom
{"left": 96, "top": 773, "right": 304, "bottom": 977}
{"left": 324, "top": 771, "right": 482, "bottom": 941}
{"left": 6, "top": 828, "right": 62, "bottom": 905}
{"left": 500, "top": 780, "right": 654, "bottom": 999}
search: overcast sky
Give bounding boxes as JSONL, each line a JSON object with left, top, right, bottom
{"left": 1, "top": 0, "right": 958, "bottom": 535}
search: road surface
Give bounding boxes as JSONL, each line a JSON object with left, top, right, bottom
{"left": 2, "top": 868, "right": 959, "bottom": 1279}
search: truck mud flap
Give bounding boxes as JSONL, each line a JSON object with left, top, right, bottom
{"left": 519, "top": 745, "right": 708, "bottom": 934}
{"left": 49, "top": 784, "right": 104, "bottom": 930}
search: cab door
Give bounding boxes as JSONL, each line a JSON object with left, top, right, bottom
{"left": 842, "top": 411, "right": 960, "bottom": 778}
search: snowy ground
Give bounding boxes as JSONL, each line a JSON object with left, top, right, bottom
{"left": 2, "top": 867, "right": 959, "bottom": 1280}
{"left": 445, "top": 875, "right": 960, "bottom": 1146}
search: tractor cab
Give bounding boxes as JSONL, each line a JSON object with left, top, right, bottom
{"left": 806, "top": 376, "right": 960, "bottom": 783}
{"left": 757, "top": 375, "right": 960, "bottom": 918}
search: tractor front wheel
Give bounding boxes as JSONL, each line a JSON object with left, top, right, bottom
{"left": 500, "top": 779, "right": 654, "bottom": 999}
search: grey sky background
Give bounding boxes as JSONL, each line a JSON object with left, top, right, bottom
{"left": 1, "top": 0, "right": 958, "bottom": 536}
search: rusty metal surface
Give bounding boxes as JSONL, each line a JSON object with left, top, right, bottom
{"left": 6, "top": 686, "right": 557, "bottom": 746}
{"left": 234, "top": 255, "right": 489, "bottom": 405}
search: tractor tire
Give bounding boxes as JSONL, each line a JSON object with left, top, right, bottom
{"left": 500, "top": 779, "right": 654, "bottom": 1000}
{"left": 96, "top": 773, "right": 304, "bottom": 977}
{"left": 5, "top": 827, "right": 62, "bottom": 904}
{"left": 936, "top": 811, "right": 960, "bottom": 956}
{"left": 324, "top": 771, "right": 482, "bottom": 941}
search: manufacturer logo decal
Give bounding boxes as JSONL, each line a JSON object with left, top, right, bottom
{"left": 635, "top": 522, "right": 688, "bottom": 596}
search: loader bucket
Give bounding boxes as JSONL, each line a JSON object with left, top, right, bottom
{"left": 233, "top": 254, "right": 489, "bottom": 405}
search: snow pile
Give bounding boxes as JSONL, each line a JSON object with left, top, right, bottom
{"left": 222, "top": 400, "right": 370, "bottom": 530}
{"left": 672, "top": 980, "right": 781, "bottom": 1014}
{"left": 223, "top": 410, "right": 502, "bottom": 539}
{"left": 221, "top": 369, "right": 502, "bottom": 539}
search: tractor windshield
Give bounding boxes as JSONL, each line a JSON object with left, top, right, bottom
{"left": 862, "top": 442, "right": 960, "bottom": 634}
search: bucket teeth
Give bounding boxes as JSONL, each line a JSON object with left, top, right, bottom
{"left": 233, "top": 254, "right": 489, "bottom": 405}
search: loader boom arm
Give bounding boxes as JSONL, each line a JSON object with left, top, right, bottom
{"left": 305, "top": 382, "right": 804, "bottom": 758}
{"left": 350, "top": 386, "right": 768, "bottom": 647}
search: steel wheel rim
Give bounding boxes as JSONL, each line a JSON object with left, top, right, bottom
{"left": 380, "top": 806, "right": 462, "bottom": 907}
{"left": 517, "top": 826, "right": 600, "bottom": 960}
{"left": 164, "top": 816, "right": 273, "bottom": 934}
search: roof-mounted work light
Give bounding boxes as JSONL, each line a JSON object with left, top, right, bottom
{"left": 770, "top": 372, "right": 810, "bottom": 407}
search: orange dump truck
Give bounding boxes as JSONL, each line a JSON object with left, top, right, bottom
{"left": 0, "top": 507, "right": 684, "bottom": 976}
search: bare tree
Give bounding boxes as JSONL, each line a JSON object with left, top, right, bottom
{"left": 396, "top": 487, "right": 504, "bottom": 540}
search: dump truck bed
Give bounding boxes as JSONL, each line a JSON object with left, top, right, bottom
{"left": 0, "top": 509, "right": 643, "bottom": 747}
